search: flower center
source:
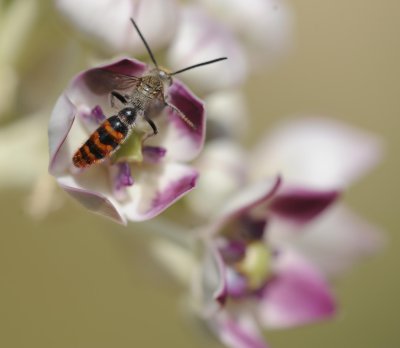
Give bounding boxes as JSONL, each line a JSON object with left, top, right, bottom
{"left": 220, "top": 215, "right": 273, "bottom": 298}
{"left": 236, "top": 241, "right": 272, "bottom": 290}
{"left": 111, "top": 130, "right": 145, "bottom": 164}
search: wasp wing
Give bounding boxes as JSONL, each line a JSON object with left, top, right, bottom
{"left": 83, "top": 70, "right": 141, "bottom": 95}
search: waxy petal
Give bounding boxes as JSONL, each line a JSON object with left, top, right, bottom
{"left": 212, "top": 177, "right": 281, "bottom": 234}
{"left": 251, "top": 118, "right": 383, "bottom": 190}
{"left": 216, "top": 314, "right": 269, "bottom": 348}
{"left": 197, "top": 0, "right": 293, "bottom": 68}
{"left": 269, "top": 187, "right": 339, "bottom": 223}
{"left": 57, "top": 175, "right": 126, "bottom": 225}
{"left": 201, "top": 242, "right": 228, "bottom": 309}
{"left": 122, "top": 163, "right": 198, "bottom": 221}
{"left": 205, "top": 90, "right": 248, "bottom": 140}
{"left": 186, "top": 140, "right": 247, "bottom": 218}
{"left": 48, "top": 94, "right": 76, "bottom": 175}
{"left": 268, "top": 204, "right": 384, "bottom": 277}
{"left": 146, "top": 79, "right": 206, "bottom": 162}
{"left": 166, "top": 6, "right": 248, "bottom": 94}
{"left": 259, "top": 250, "right": 335, "bottom": 328}
{"left": 56, "top": 0, "right": 179, "bottom": 54}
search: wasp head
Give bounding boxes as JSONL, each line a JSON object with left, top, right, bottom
{"left": 150, "top": 68, "right": 172, "bottom": 87}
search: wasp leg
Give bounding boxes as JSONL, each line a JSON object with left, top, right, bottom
{"left": 111, "top": 91, "right": 128, "bottom": 108}
{"left": 144, "top": 116, "right": 158, "bottom": 136}
{"left": 165, "top": 102, "right": 195, "bottom": 130}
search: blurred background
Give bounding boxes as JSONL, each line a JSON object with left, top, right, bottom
{"left": 0, "top": 0, "right": 399, "bottom": 347}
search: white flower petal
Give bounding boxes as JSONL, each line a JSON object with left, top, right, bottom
{"left": 197, "top": 0, "right": 293, "bottom": 67}
{"left": 268, "top": 204, "right": 384, "bottom": 277}
{"left": 194, "top": 241, "right": 227, "bottom": 316}
{"left": 216, "top": 177, "right": 281, "bottom": 229}
{"left": 57, "top": 174, "right": 126, "bottom": 225}
{"left": 122, "top": 162, "right": 198, "bottom": 221}
{"left": 48, "top": 94, "right": 77, "bottom": 175}
{"left": 250, "top": 118, "right": 383, "bottom": 190}
{"left": 216, "top": 313, "right": 269, "bottom": 348}
{"left": 146, "top": 79, "right": 206, "bottom": 162}
{"left": 186, "top": 140, "right": 247, "bottom": 218}
{"left": 166, "top": 6, "right": 248, "bottom": 94}
{"left": 56, "top": 0, "right": 179, "bottom": 54}
{"left": 205, "top": 90, "right": 248, "bottom": 139}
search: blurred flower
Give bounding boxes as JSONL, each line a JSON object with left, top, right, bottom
{"left": 189, "top": 118, "right": 382, "bottom": 222}
{"left": 188, "top": 117, "right": 383, "bottom": 274}
{"left": 0, "top": 112, "right": 48, "bottom": 187}
{"left": 187, "top": 139, "right": 247, "bottom": 217}
{"left": 154, "top": 178, "right": 337, "bottom": 348}
{"left": 56, "top": 0, "right": 179, "bottom": 55}
{"left": 154, "top": 117, "right": 383, "bottom": 348}
{"left": 249, "top": 118, "right": 382, "bottom": 192}
{"left": 0, "top": 0, "right": 37, "bottom": 118}
{"left": 204, "top": 90, "right": 248, "bottom": 140}
{"left": 195, "top": 0, "right": 293, "bottom": 67}
{"left": 199, "top": 179, "right": 335, "bottom": 338}
{"left": 0, "top": 110, "right": 63, "bottom": 219}
{"left": 166, "top": 6, "right": 248, "bottom": 95}
{"left": 48, "top": 58, "right": 205, "bottom": 224}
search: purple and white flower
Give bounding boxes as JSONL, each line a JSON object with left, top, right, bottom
{"left": 56, "top": 0, "right": 179, "bottom": 55}
{"left": 188, "top": 119, "right": 383, "bottom": 274}
{"left": 154, "top": 117, "right": 382, "bottom": 348}
{"left": 166, "top": 6, "right": 248, "bottom": 95}
{"left": 196, "top": 176, "right": 336, "bottom": 327}
{"left": 155, "top": 177, "right": 337, "bottom": 348}
{"left": 48, "top": 58, "right": 205, "bottom": 224}
{"left": 195, "top": 0, "right": 293, "bottom": 68}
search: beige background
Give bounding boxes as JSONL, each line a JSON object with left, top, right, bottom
{"left": 1, "top": 1, "right": 399, "bottom": 347}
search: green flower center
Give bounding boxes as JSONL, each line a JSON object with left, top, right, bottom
{"left": 111, "top": 130, "right": 145, "bottom": 164}
{"left": 237, "top": 241, "right": 272, "bottom": 290}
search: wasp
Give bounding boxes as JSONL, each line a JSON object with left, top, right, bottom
{"left": 73, "top": 18, "right": 227, "bottom": 168}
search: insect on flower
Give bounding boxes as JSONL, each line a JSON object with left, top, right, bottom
{"left": 73, "top": 18, "right": 227, "bottom": 168}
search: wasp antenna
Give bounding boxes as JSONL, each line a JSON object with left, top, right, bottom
{"left": 130, "top": 18, "right": 159, "bottom": 68}
{"left": 170, "top": 57, "right": 228, "bottom": 76}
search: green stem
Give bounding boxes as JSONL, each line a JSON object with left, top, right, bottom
{"left": 139, "top": 216, "right": 194, "bottom": 248}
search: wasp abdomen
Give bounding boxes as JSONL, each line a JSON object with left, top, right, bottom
{"left": 73, "top": 115, "right": 129, "bottom": 168}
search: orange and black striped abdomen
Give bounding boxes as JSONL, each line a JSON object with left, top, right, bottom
{"left": 73, "top": 116, "right": 129, "bottom": 168}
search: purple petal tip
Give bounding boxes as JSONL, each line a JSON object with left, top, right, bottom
{"left": 270, "top": 189, "right": 340, "bottom": 223}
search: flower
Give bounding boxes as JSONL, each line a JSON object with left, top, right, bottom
{"left": 198, "top": 177, "right": 336, "bottom": 326}
{"left": 48, "top": 58, "right": 205, "bottom": 224}
{"left": 195, "top": 0, "right": 293, "bottom": 68}
{"left": 153, "top": 118, "right": 382, "bottom": 348}
{"left": 154, "top": 178, "right": 337, "bottom": 348}
{"left": 166, "top": 6, "right": 248, "bottom": 95}
{"left": 56, "top": 0, "right": 179, "bottom": 55}
{"left": 55, "top": 1, "right": 293, "bottom": 96}
{"left": 187, "top": 118, "right": 383, "bottom": 274}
